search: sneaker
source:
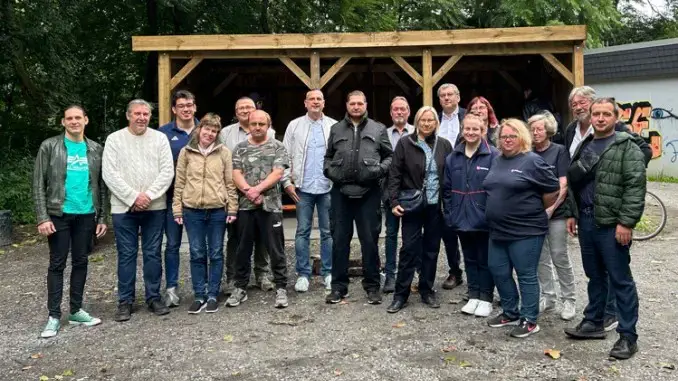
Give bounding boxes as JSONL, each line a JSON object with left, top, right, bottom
{"left": 68, "top": 309, "right": 102, "bottom": 326}
{"left": 604, "top": 315, "right": 618, "bottom": 332}
{"left": 294, "top": 276, "right": 310, "bottom": 293}
{"left": 275, "top": 289, "right": 289, "bottom": 308}
{"left": 461, "top": 299, "right": 480, "bottom": 315}
{"left": 383, "top": 276, "right": 396, "bottom": 294}
{"left": 326, "top": 290, "right": 347, "bottom": 304}
{"left": 488, "top": 313, "right": 520, "bottom": 328}
{"left": 609, "top": 336, "right": 638, "bottom": 360}
{"left": 442, "top": 274, "right": 463, "bottom": 290}
{"left": 188, "top": 299, "right": 207, "bottom": 314}
{"left": 225, "top": 288, "right": 248, "bottom": 307}
{"left": 561, "top": 300, "right": 576, "bottom": 321}
{"left": 257, "top": 277, "right": 275, "bottom": 292}
{"left": 367, "top": 290, "right": 382, "bottom": 305}
{"left": 40, "top": 317, "right": 61, "bottom": 338}
{"left": 148, "top": 299, "right": 170, "bottom": 316}
{"left": 165, "top": 287, "right": 180, "bottom": 307}
{"left": 224, "top": 280, "right": 236, "bottom": 296}
{"left": 539, "top": 298, "right": 556, "bottom": 313}
{"left": 474, "top": 301, "right": 493, "bottom": 318}
{"left": 323, "top": 274, "right": 332, "bottom": 292}
{"left": 115, "top": 302, "right": 132, "bottom": 322}
{"left": 564, "top": 320, "right": 606, "bottom": 339}
{"left": 421, "top": 292, "right": 441, "bottom": 308}
{"left": 510, "top": 319, "right": 541, "bottom": 338}
{"left": 205, "top": 298, "right": 219, "bottom": 313}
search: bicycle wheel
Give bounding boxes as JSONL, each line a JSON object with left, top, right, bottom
{"left": 632, "top": 190, "right": 667, "bottom": 241}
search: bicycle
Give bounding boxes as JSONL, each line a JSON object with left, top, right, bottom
{"left": 632, "top": 190, "right": 667, "bottom": 241}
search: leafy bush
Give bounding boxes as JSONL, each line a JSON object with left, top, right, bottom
{"left": 0, "top": 153, "right": 36, "bottom": 225}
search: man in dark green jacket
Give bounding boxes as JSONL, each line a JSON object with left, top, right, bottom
{"left": 563, "top": 98, "right": 645, "bottom": 360}
{"left": 33, "top": 105, "right": 109, "bottom": 338}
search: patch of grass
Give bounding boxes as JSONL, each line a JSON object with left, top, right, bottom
{"left": 647, "top": 171, "right": 678, "bottom": 183}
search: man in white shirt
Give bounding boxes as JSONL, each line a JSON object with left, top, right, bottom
{"left": 563, "top": 86, "right": 596, "bottom": 158}
{"left": 437, "top": 83, "right": 466, "bottom": 148}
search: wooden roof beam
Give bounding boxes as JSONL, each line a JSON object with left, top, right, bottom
{"left": 170, "top": 56, "right": 203, "bottom": 90}
{"left": 541, "top": 53, "right": 574, "bottom": 85}
{"left": 432, "top": 55, "right": 463, "bottom": 87}
{"left": 327, "top": 71, "right": 352, "bottom": 96}
{"left": 391, "top": 56, "right": 423, "bottom": 87}
{"left": 212, "top": 73, "right": 238, "bottom": 97}
{"left": 320, "top": 56, "right": 352, "bottom": 88}
{"left": 279, "top": 57, "right": 311, "bottom": 88}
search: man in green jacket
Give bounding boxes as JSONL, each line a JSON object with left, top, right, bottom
{"left": 33, "top": 105, "right": 109, "bottom": 338}
{"left": 563, "top": 98, "right": 646, "bottom": 360}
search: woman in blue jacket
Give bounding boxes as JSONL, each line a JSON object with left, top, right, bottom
{"left": 443, "top": 114, "right": 500, "bottom": 318}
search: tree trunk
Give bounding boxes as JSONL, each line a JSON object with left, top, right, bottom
{"left": 260, "top": 0, "right": 270, "bottom": 33}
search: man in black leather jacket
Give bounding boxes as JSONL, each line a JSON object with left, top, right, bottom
{"left": 323, "top": 90, "right": 393, "bottom": 305}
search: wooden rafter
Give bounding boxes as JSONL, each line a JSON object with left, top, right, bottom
{"left": 212, "top": 73, "right": 238, "bottom": 96}
{"left": 432, "top": 55, "right": 463, "bottom": 86}
{"left": 422, "top": 49, "right": 433, "bottom": 106}
{"left": 498, "top": 71, "right": 522, "bottom": 92}
{"left": 386, "top": 71, "right": 411, "bottom": 94}
{"left": 279, "top": 57, "right": 311, "bottom": 88}
{"left": 327, "top": 71, "right": 351, "bottom": 96}
{"left": 133, "top": 26, "right": 587, "bottom": 52}
{"left": 391, "top": 56, "right": 423, "bottom": 87}
{"left": 310, "top": 52, "right": 320, "bottom": 88}
{"left": 320, "top": 56, "right": 351, "bottom": 88}
{"left": 541, "top": 53, "right": 574, "bottom": 85}
{"left": 158, "top": 53, "right": 171, "bottom": 126}
{"left": 169, "top": 56, "right": 203, "bottom": 90}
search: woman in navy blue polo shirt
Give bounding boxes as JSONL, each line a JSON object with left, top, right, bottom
{"left": 442, "top": 114, "right": 499, "bottom": 318}
{"left": 483, "top": 118, "right": 559, "bottom": 338}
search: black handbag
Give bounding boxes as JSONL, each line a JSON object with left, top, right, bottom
{"left": 397, "top": 137, "right": 437, "bottom": 213}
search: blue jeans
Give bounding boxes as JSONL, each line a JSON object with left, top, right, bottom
{"left": 578, "top": 213, "right": 638, "bottom": 342}
{"left": 489, "top": 235, "right": 545, "bottom": 323}
{"left": 163, "top": 205, "right": 182, "bottom": 289}
{"left": 295, "top": 191, "right": 332, "bottom": 278}
{"left": 183, "top": 208, "right": 226, "bottom": 301}
{"left": 383, "top": 202, "right": 400, "bottom": 278}
{"left": 113, "top": 210, "right": 166, "bottom": 304}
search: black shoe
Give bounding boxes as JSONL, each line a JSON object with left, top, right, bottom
{"left": 487, "top": 313, "right": 520, "bottom": 328}
{"left": 115, "top": 302, "right": 132, "bottom": 322}
{"left": 383, "top": 276, "right": 396, "bottom": 294}
{"left": 148, "top": 299, "right": 170, "bottom": 316}
{"left": 326, "top": 290, "right": 347, "bottom": 304}
{"left": 367, "top": 290, "right": 382, "bottom": 305}
{"left": 386, "top": 299, "right": 407, "bottom": 313}
{"left": 510, "top": 319, "right": 541, "bottom": 338}
{"left": 421, "top": 293, "right": 441, "bottom": 308}
{"left": 604, "top": 315, "right": 618, "bottom": 332}
{"left": 564, "top": 320, "right": 606, "bottom": 339}
{"left": 442, "top": 274, "right": 463, "bottom": 290}
{"left": 205, "top": 299, "right": 219, "bottom": 313}
{"left": 188, "top": 299, "right": 207, "bottom": 314}
{"left": 609, "top": 336, "right": 638, "bottom": 360}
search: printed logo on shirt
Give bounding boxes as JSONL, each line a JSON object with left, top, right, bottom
{"left": 67, "top": 155, "right": 88, "bottom": 172}
{"left": 476, "top": 166, "right": 489, "bottom": 171}
{"left": 171, "top": 136, "right": 179, "bottom": 141}
{"left": 511, "top": 169, "right": 523, "bottom": 174}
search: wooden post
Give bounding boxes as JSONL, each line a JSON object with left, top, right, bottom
{"left": 158, "top": 53, "right": 171, "bottom": 126}
{"left": 422, "top": 49, "right": 433, "bottom": 107}
{"left": 310, "top": 51, "right": 321, "bottom": 89}
{"left": 573, "top": 42, "right": 585, "bottom": 87}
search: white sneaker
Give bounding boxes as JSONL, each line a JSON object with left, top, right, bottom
{"left": 474, "top": 301, "right": 493, "bottom": 317}
{"left": 275, "top": 289, "right": 289, "bottom": 308}
{"left": 461, "top": 299, "right": 480, "bottom": 315}
{"left": 561, "top": 300, "right": 576, "bottom": 321}
{"left": 165, "top": 287, "right": 180, "bottom": 307}
{"left": 323, "top": 274, "right": 332, "bottom": 291}
{"left": 539, "top": 298, "right": 556, "bottom": 313}
{"left": 294, "top": 276, "right": 310, "bottom": 292}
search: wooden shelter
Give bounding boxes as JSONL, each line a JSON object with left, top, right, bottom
{"left": 132, "top": 25, "right": 586, "bottom": 128}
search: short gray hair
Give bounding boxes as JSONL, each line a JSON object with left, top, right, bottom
{"left": 126, "top": 99, "right": 153, "bottom": 115}
{"left": 390, "top": 96, "right": 410, "bottom": 111}
{"left": 527, "top": 111, "right": 558, "bottom": 137}
{"left": 437, "top": 83, "right": 459, "bottom": 97}
{"left": 413, "top": 106, "right": 440, "bottom": 129}
{"left": 568, "top": 86, "right": 596, "bottom": 107}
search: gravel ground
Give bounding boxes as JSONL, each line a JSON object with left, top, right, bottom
{"left": 1, "top": 182, "right": 677, "bottom": 381}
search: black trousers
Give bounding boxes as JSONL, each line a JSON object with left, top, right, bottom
{"left": 443, "top": 226, "right": 462, "bottom": 277}
{"left": 330, "top": 187, "right": 382, "bottom": 294}
{"left": 394, "top": 204, "right": 442, "bottom": 301}
{"left": 458, "top": 231, "right": 494, "bottom": 302}
{"left": 47, "top": 213, "right": 95, "bottom": 318}
{"left": 234, "top": 209, "right": 287, "bottom": 289}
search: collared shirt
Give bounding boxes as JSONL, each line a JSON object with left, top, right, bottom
{"left": 301, "top": 117, "right": 331, "bottom": 194}
{"left": 219, "top": 122, "right": 276, "bottom": 152}
{"left": 569, "top": 122, "right": 594, "bottom": 158}
{"left": 416, "top": 138, "right": 439, "bottom": 205}
{"left": 439, "top": 109, "right": 460, "bottom": 148}
{"left": 386, "top": 123, "right": 414, "bottom": 151}
{"left": 158, "top": 119, "right": 197, "bottom": 164}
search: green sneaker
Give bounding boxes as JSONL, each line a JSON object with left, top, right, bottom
{"left": 40, "top": 317, "right": 61, "bottom": 338}
{"left": 68, "top": 309, "right": 102, "bottom": 327}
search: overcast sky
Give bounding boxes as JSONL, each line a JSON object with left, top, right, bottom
{"left": 634, "top": 0, "right": 670, "bottom": 16}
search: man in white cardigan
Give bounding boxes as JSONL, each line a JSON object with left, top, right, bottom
{"left": 103, "top": 99, "right": 174, "bottom": 322}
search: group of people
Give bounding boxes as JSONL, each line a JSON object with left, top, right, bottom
{"left": 33, "top": 83, "right": 647, "bottom": 360}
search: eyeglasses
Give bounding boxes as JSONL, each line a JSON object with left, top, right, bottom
{"left": 237, "top": 105, "right": 255, "bottom": 111}
{"left": 499, "top": 135, "right": 519, "bottom": 141}
{"left": 175, "top": 103, "right": 195, "bottom": 109}
{"left": 249, "top": 122, "right": 268, "bottom": 127}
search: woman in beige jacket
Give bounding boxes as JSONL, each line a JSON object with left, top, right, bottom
{"left": 172, "top": 113, "right": 238, "bottom": 314}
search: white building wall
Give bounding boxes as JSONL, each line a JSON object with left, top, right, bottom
{"left": 587, "top": 77, "right": 678, "bottom": 177}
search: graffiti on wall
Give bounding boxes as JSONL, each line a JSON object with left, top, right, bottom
{"left": 617, "top": 101, "right": 662, "bottom": 160}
